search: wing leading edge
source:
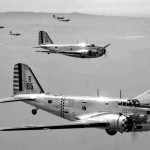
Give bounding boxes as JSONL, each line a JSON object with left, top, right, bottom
{"left": 0, "top": 121, "right": 108, "bottom": 131}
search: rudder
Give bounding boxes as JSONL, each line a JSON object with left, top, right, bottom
{"left": 39, "top": 31, "right": 53, "bottom": 45}
{"left": 13, "top": 63, "right": 44, "bottom": 95}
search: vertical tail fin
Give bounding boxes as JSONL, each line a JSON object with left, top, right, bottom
{"left": 135, "top": 90, "right": 150, "bottom": 105}
{"left": 13, "top": 63, "right": 44, "bottom": 95}
{"left": 38, "top": 31, "right": 53, "bottom": 45}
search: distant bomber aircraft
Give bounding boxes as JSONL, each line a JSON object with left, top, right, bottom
{"left": 53, "top": 14, "right": 70, "bottom": 22}
{"left": 10, "top": 31, "right": 21, "bottom": 36}
{"left": 35, "top": 31, "right": 110, "bottom": 58}
{"left": 0, "top": 63, "right": 150, "bottom": 136}
{"left": 0, "top": 26, "right": 5, "bottom": 29}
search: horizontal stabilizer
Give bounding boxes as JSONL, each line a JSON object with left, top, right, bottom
{"left": 0, "top": 97, "right": 34, "bottom": 103}
{"left": 36, "top": 50, "right": 50, "bottom": 53}
{"left": 33, "top": 46, "right": 41, "bottom": 48}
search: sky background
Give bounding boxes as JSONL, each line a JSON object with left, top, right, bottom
{"left": 0, "top": 0, "right": 150, "bottom": 17}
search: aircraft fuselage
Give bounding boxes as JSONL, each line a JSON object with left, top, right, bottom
{"left": 14, "top": 93, "right": 150, "bottom": 132}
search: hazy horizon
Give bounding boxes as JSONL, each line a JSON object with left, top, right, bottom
{"left": 0, "top": 0, "right": 150, "bottom": 17}
{"left": 1, "top": 11, "right": 150, "bottom": 18}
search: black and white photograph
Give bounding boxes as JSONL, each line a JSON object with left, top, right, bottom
{"left": 0, "top": 0, "right": 150, "bottom": 150}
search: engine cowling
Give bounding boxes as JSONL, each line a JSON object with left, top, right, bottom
{"left": 87, "top": 50, "right": 98, "bottom": 56}
{"left": 102, "top": 113, "right": 148, "bottom": 135}
{"left": 105, "top": 113, "right": 148, "bottom": 134}
{"left": 117, "top": 115, "right": 133, "bottom": 132}
{"left": 106, "top": 114, "right": 133, "bottom": 133}
{"left": 98, "top": 114, "right": 133, "bottom": 134}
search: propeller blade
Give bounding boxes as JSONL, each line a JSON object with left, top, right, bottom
{"left": 101, "top": 43, "right": 111, "bottom": 50}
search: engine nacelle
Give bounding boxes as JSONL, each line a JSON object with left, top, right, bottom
{"left": 97, "top": 114, "right": 132, "bottom": 134}
{"left": 106, "top": 114, "right": 133, "bottom": 133}
{"left": 87, "top": 50, "right": 98, "bottom": 57}
{"left": 103, "top": 113, "right": 148, "bottom": 135}
{"left": 129, "top": 114, "right": 147, "bottom": 124}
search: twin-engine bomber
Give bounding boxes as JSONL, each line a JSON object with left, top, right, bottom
{"left": 34, "top": 31, "right": 110, "bottom": 58}
{"left": 0, "top": 63, "right": 150, "bottom": 135}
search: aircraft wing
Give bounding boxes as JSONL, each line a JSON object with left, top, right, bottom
{"left": 0, "top": 112, "right": 109, "bottom": 131}
{"left": 59, "top": 49, "right": 88, "bottom": 55}
{"left": 36, "top": 50, "right": 50, "bottom": 53}
{"left": 0, "top": 120, "right": 108, "bottom": 131}
{"left": 59, "top": 51, "right": 82, "bottom": 54}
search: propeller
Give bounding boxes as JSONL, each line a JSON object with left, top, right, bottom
{"left": 98, "top": 43, "right": 111, "bottom": 57}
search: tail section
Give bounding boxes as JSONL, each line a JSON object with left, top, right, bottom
{"left": 135, "top": 90, "right": 150, "bottom": 105}
{"left": 39, "top": 31, "right": 53, "bottom": 45}
{"left": 13, "top": 63, "right": 44, "bottom": 95}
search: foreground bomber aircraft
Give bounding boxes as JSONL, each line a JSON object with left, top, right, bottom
{"left": 35, "top": 31, "right": 110, "bottom": 58}
{"left": 0, "top": 63, "right": 150, "bottom": 135}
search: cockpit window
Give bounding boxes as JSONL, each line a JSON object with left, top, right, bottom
{"left": 127, "top": 99, "right": 140, "bottom": 107}
{"left": 118, "top": 99, "right": 140, "bottom": 107}
{"left": 87, "top": 44, "right": 95, "bottom": 47}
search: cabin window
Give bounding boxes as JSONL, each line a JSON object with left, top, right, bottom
{"left": 147, "top": 111, "right": 150, "bottom": 114}
{"left": 123, "top": 102, "right": 126, "bottom": 106}
{"left": 48, "top": 100, "right": 52, "bottom": 104}
{"left": 128, "top": 102, "right": 132, "bottom": 107}
{"left": 105, "top": 102, "right": 109, "bottom": 105}
{"left": 118, "top": 102, "right": 122, "bottom": 105}
{"left": 55, "top": 47, "right": 57, "bottom": 48}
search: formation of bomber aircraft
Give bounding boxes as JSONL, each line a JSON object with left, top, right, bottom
{"left": 0, "top": 26, "right": 21, "bottom": 36}
{"left": 35, "top": 31, "right": 110, "bottom": 58}
{"left": 1, "top": 14, "right": 150, "bottom": 137}
{"left": 0, "top": 63, "right": 150, "bottom": 136}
